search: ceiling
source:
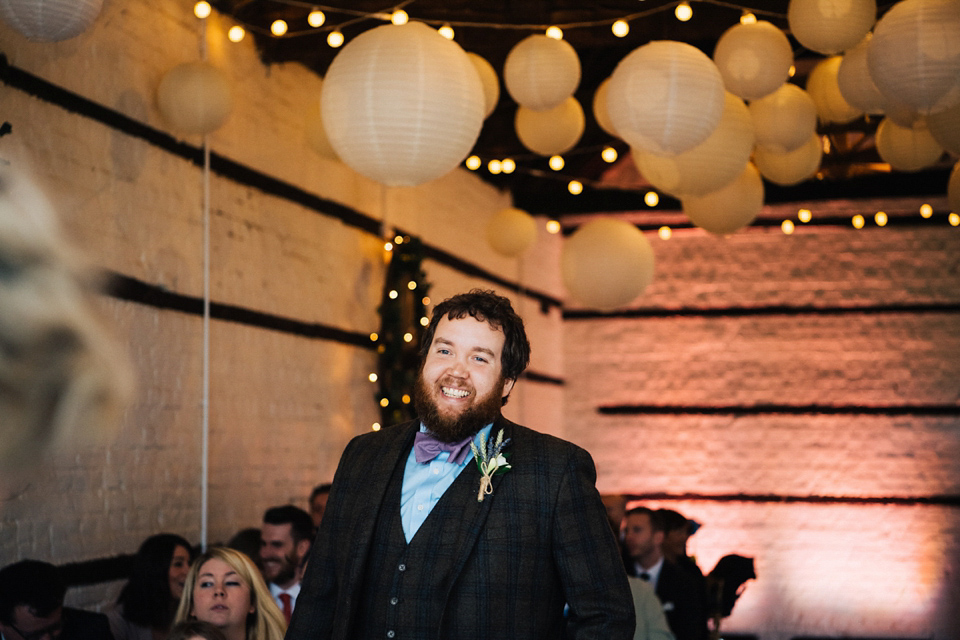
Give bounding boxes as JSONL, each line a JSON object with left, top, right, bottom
{"left": 210, "top": 0, "right": 953, "bottom": 217}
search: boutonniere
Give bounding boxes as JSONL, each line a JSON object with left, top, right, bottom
{"left": 470, "top": 428, "right": 512, "bottom": 502}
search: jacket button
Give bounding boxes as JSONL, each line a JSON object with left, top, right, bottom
{"left": 398, "top": 563, "right": 406, "bottom": 571}
{"left": 387, "top": 632, "right": 395, "bottom": 638}
{"left": 390, "top": 597, "right": 398, "bottom": 605}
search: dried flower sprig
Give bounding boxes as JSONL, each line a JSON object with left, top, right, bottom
{"left": 470, "top": 428, "right": 512, "bottom": 502}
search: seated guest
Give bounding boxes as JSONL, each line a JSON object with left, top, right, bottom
{"left": 166, "top": 620, "right": 226, "bottom": 640}
{"left": 109, "top": 534, "right": 195, "bottom": 640}
{"left": 0, "top": 560, "right": 112, "bottom": 640}
{"left": 174, "top": 548, "right": 285, "bottom": 640}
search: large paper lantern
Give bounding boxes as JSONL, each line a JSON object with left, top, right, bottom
{"left": 754, "top": 133, "right": 823, "bottom": 185}
{"left": 503, "top": 35, "right": 580, "bottom": 111}
{"left": 875, "top": 117, "right": 944, "bottom": 171}
{"left": 788, "top": 0, "right": 876, "bottom": 55}
{"left": 467, "top": 52, "right": 500, "bottom": 119}
{"left": 749, "top": 83, "right": 818, "bottom": 153}
{"left": 868, "top": 0, "right": 960, "bottom": 115}
{"left": 606, "top": 40, "right": 726, "bottom": 155}
{"left": 593, "top": 77, "right": 618, "bottom": 137}
{"left": 926, "top": 101, "right": 960, "bottom": 155}
{"left": 156, "top": 62, "right": 234, "bottom": 135}
{"left": 321, "top": 22, "right": 485, "bottom": 187}
{"left": 837, "top": 34, "right": 886, "bottom": 114}
{"left": 713, "top": 21, "right": 792, "bottom": 100}
{"left": 633, "top": 93, "right": 754, "bottom": 197}
{"left": 806, "top": 56, "right": 863, "bottom": 124}
{"left": 487, "top": 207, "right": 537, "bottom": 257}
{"left": 682, "top": 163, "right": 764, "bottom": 235}
{"left": 561, "top": 218, "right": 655, "bottom": 310}
{"left": 515, "top": 97, "right": 585, "bottom": 156}
{"left": 0, "top": 0, "right": 102, "bottom": 41}
{"left": 949, "top": 160, "right": 960, "bottom": 213}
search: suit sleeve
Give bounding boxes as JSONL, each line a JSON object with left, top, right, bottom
{"left": 552, "top": 445, "right": 636, "bottom": 640}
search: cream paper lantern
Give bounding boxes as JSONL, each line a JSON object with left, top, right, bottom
{"left": 593, "top": 77, "right": 618, "bottom": 137}
{"left": 682, "top": 163, "right": 764, "bottom": 235}
{"left": 749, "top": 83, "right": 818, "bottom": 153}
{"left": 156, "top": 62, "right": 234, "bottom": 135}
{"left": 948, "top": 160, "right": 960, "bottom": 213}
{"left": 487, "top": 207, "right": 537, "bottom": 257}
{"left": 713, "top": 20, "right": 793, "bottom": 100}
{"left": 606, "top": 40, "right": 726, "bottom": 155}
{"left": 754, "top": 133, "right": 823, "bottom": 185}
{"left": 503, "top": 35, "right": 581, "bottom": 111}
{"left": 837, "top": 34, "right": 886, "bottom": 114}
{"left": 515, "top": 97, "right": 585, "bottom": 156}
{"left": 926, "top": 101, "right": 960, "bottom": 155}
{"left": 0, "top": 0, "right": 102, "bottom": 41}
{"left": 632, "top": 92, "right": 754, "bottom": 197}
{"left": 868, "top": 0, "right": 960, "bottom": 115}
{"left": 875, "top": 117, "right": 944, "bottom": 171}
{"left": 788, "top": 0, "right": 877, "bottom": 55}
{"left": 321, "top": 22, "right": 485, "bottom": 187}
{"left": 468, "top": 52, "right": 500, "bottom": 119}
{"left": 561, "top": 218, "right": 655, "bottom": 310}
{"left": 806, "top": 56, "right": 863, "bottom": 124}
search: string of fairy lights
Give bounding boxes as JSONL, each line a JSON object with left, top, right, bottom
{"left": 191, "top": 1, "right": 958, "bottom": 233}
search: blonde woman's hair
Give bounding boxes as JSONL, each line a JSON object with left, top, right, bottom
{"left": 174, "top": 547, "right": 286, "bottom": 640}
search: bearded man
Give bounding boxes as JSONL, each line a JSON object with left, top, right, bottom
{"left": 288, "top": 289, "right": 634, "bottom": 640}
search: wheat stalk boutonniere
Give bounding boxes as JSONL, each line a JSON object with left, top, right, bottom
{"left": 469, "top": 428, "right": 512, "bottom": 502}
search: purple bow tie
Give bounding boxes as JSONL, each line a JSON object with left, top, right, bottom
{"left": 414, "top": 431, "right": 474, "bottom": 465}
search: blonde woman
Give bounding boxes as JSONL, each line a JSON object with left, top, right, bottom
{"left": 174, "top": 548, "right": 285, "bottom": 640}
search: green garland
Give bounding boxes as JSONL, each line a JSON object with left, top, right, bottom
{"left": 376, "top": 236, "right": 431, "bottom": 427}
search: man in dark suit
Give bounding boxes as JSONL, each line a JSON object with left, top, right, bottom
{"left": 288, "top": 289, "right": 635, "bottom": 640}
{"left": 0, "top": 560, "right": 113, "bottom": 640}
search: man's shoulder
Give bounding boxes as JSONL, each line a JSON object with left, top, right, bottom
{"left": 505, "top": 419, "right": 590, "bottom": 458}
{"left": 61, "top": 608, "right": 113, "bottom": 640}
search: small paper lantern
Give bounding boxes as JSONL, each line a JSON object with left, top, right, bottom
{"left": 321, "top": 22, "right": 485, "bottom": 187}
{"left": 749, "top": 83, "right": 818, "bottom": 153}
{"left": 926, "top": 101, "right": 960, "bottom": 155}
{"left": 467, "top": 52, "right": 500, "bottom": 119}
{"left": 788, "top": 0, "right": 876, "bottom": 55}
{"left": 754, "top": 133, "right": 823, "bottom": 185}
{"left": 592, "top": 77, "right": 618, "bottom": 137}
{"left": 515, "top": 97, "right": 585, "bottom": 156}
{"left": 633, "top": 92, "right": 754, "bottom": 197}
{"left": 806, "top": 56, "right": 863, "bottom": 124}
{"left": 606, "top": 40, "right": 725, "bottom": 155}
{"left": 868, "top": 0, "right": 960, "bottom": 115}
{"left": 713, "top": 20, "right": 793, "bottom": 100}
{"left": 156, "top": 62, "right": 234, "bottom": 135}
{"left": 0, "top": 0, "right": 103, "bottom": 42}
{"left": 487, "top": 207, "right": 537, "bottom": 257}
{"left": 682, "top": 163, "right": 764, "bottom": 235}
{"left": 503, "top": 35, "right": 581, "bottom": 111}
{"left": 561, "top": 218, "right": 655, "bottom": 310}
{"left": 837, "top": 34, "right": 886, "bottom": 114}
{"left": 875, "top": 117, "right": 944, "bottom": 171}
{"left": 948, "top": 160, "right": 960, "bottom": 213}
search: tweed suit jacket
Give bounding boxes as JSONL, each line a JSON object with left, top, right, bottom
{"left": 287, "top": 416, "right": 635, "bottom": 640}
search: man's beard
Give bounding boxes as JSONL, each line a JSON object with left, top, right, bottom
{"left": 263, "top": 552, "right": 297, "bottom": 586}
{"left": 413, "top": 371, "right": 504, "bottom": 443}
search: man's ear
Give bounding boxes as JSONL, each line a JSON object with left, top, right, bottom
{"left": 501, "top": 378, "right": 516, "bottom": 399}
{"left": 296, "top": 538, "right": 311, "bottom": 560}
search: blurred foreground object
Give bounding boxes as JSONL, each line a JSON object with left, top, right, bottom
{"left": 0, "top": 166, "right": 133, "bottom": 468}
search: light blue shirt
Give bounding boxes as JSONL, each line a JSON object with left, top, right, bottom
{"left": 400, "top": 423, "right": 493, "bottom": 542}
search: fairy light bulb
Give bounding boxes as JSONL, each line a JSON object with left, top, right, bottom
{"left": 782, "top": 220, "right": 795, "bottom": 234}
{"left": 194, "top": 1, "right": 211, "bottom": 19}
{"left": 612, "top": 20, "right": 629, "bottom": 37}
{"left": 949, "top": 213, "right": 960, "bottom": 226}
{"left": 420, "top": 317, "right": 429, "bottom": 327}
{"left": 368, "top": 373, "right": 378, "bottom": 382}
{"left": 372, "top": 422, "right": 381, "bottom": 431}
{"left": 391, "top": 9, "right": 408, "bottom": 25}
{"left": 546, "top": 220, "right": 561, "bottom": 234}
{"left": 389, "top": 290, "right": 399, "bottom": 300}
{"left": 501, "top": 158, "right": 516, "bottom": 174}
{"left": 675, "top": 2, "right": 693, "bottom": 22}
{"left": 545, "top": 26, "right": 563, "bottom": 40}
{"left": 407, "top": 280, "right": 417, "bottom": 290}
{"left": 568, "top": 180, "right": 583, "bottom": 195}
{"left": 380, "top": 398, "right": 389, "bottom": 407}
{"left": 384, "top": 241, "right": 393, "bottom": 252}
{"left": 549, "top": 155, "right": 564, "bottom": 171}
{"left": 740, "top": 12, "right": 757, "bottom": 24}
{"left": 228, "top": 25, "right": 245, "bottom": 42}
{"left": 875, "top": 211, "right": 888, "bottom": 227}
{"left": 488, "top": 159, "right": 503, "bottom": 174}
{"left": 644, "top": 191, "right": 659, "bottom": 207}
{"left": 327, "top": 31, "right": 344, "bottom": 47}
{"left": 920, "top": 204, "right": 933, "bottom": 218}
{"left": 369, "top": 332, "right": 379, "bottom": 342}
{"left": 403, "top": 333, "right": 413, "bottom": 343}
{"left": 465, "top": 155, "right": 481, "bottom": 170}
{"left": 271, "top": 19, "right": 288, "bottom": 36}
{"left": 308, "top": 10, "right": 326, "bottom": 27}
{"left": 798, "top": 209, "right": 812, "bottom": 223}
{"left": 438, "top": 24, "right": 455, "bottom": 40}
{"left": 601, "top": 146, "right": 618, "bottom": 163}
{"left": 852, "top": 214, "right": 865, "bottom": 229}
{"left": 658, "top": 226, "right": 672, "bottom": 240}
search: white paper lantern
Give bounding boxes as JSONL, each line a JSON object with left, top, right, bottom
{"left": 593, "top": 77, "right": 618, "bottom": 137}
{"left": 749, "top": 83, "right": 818, "bottom": 153}
{"left": 515, "top": 97, "right": 585, "bottom": 156}
{"left": 788, "top": 0, "right": 876, "bottom": 55}
{"left": 806, "top": 56, "right": 863, "bottom": 124}
{"left": 503, "top": 35, "right": 581, "bottom": 111}
{"left": 713, "top": 20, "right": 793, "bottom": 100}
{"left": 561, "top": 218, "right": 655, "bottom": 310}
{"left": 868, "top": 0, "right": 960, "bottom": 115}
{"left": 926, "top": 101, "right": 960, "bottom": 155}
{"left": 156, "top": 62, "right": 234, "bottom": 135}
{"left": 606, "top": 41, "right": 726, "bottom": 155}
{"left": 0, "top": 0, "right": 102, "bottom": 42}
{"left": 948, "top": 160, "right": 960, "bottom": 213}
{"left": 633, "top": 93, "right": 754, "bottom": 197}
{"left": 468, "top": 52, "right": 500, "bottom": 119}
{"left": 682, "top": 163, "right": 764, "bottom": 235}
{"left": 321, "top": 22, "right": 485, "bottom": 187}
{"left": 837, "top": 34, "right": 886, "bottom": 114}
{"left": 487, "top": 207, "right": 537, "bottom": 257}
{"left": 875, "top": 117, "right": 944, "bottom": 171}
{"left": 754, "top": 133, "right": 823, "bottom": 185}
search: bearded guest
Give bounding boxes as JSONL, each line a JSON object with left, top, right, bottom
{"left": 259, "top": 506, "right": 313, "bottom": 625}
{"left": 287, "top": 289, "right": 634, "bottom": 640}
